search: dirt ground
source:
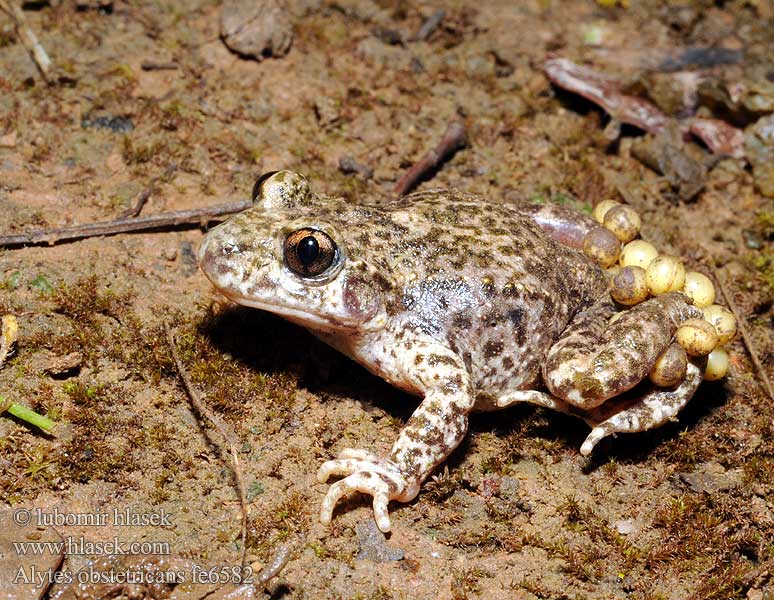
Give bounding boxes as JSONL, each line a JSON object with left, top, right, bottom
{"left": 1, "top": 0, "right": 773, "bottom": 598}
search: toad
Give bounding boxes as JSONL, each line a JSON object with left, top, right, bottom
{"left": 198, "top": 171, "right": 705, "bottom": 532}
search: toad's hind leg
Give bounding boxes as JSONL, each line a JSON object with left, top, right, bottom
{"left": 579, "top": 358, "right": 705, "bottom": 455}
{"left": 514, "top": 202, "right": 598, "bottom": 250}
{"left": 544, "top": 292, "right": 702, "bottom": 409}
{"left": 495, "top": 361, "right": 705, "bottom": 456}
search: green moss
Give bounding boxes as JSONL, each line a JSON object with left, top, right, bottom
{"left": 122, "top": 135, "right": 171, "bottom": 165}
{"left": 423, "top": 466, "right": 462, "bottom": 503}
{"left": 52, "top": 275, "right": 128, "bottom": 323}
{"left": 647, "top": 492, "right": 766, "bottom": 588}
{"left": 450, "top": 566, "right": 490, "bottom": 600}
{"left": 58, "top": 380, "right": 142, "bottom": 483}
{"left": 30, "top": 274, "right": 54, "bottom": 294}
{"left": 107, "top": 316, "right": 176, "bottom": 384}
{"left": 0, "top": 271, "right": 20, "bottom": 290}
{"left": 181, "top": 305, "right": 300, "bottom": 428}
{"left": 747, "top": 250, "right": 774, "bottom": 291}
{"left": 247, "top": 491, "right": 309, "bottom": 558}
{"left": 0, "top": 434, "right": 58, "bottom": 502}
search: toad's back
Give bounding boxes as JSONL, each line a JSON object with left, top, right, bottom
{"left": 347, "top": 190, "right": 610, "bottom": 398}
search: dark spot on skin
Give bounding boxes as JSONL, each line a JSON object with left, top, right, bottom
{"left": 507, "top": 307, "right": 524, "bottom": 328}
{"left": 483, "top": 340, "right": 504, "bottom": 359}
{"left": 215, "top": 262, "right": 233, "bottom": 277}
{"left": 427, "top": 354, "right": 457, "bottom": 367}
{"left": 502, "top": 356, "right": 514, "bottom": 370}
{"left": 452, "top": 314, "right": 472, "bottom": 330}
{"left": 481, "top": 277, "right": 496, "bottom": 297}
{"left": 372, "top": 272, "right": 393, "bottom": 291}
{"left": 377, "top": 473, "right": 398, "bottom": 494}
{"left": 442, "top": 374, "right": 464, "bottom": 393}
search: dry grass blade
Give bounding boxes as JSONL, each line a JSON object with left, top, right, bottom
{"left": 164, "top": 323, "right": 249, "bottom": 567}
{"left": 0, "top": 0, "right": 52, "bottom": 81}
{"left": 712, "top": 266, "right": 774, "bottom": 403}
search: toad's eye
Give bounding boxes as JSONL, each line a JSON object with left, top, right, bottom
{"left": 284, "top": 228, "right": 338, "bottom": 277}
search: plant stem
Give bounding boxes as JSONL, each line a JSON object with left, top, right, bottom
{"left": 0, "top": 396, "right": 56, "bottom": 433}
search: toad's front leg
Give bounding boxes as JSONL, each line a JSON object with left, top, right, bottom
{"left": 318, "top": 338, "right": 473, "bottom": 532}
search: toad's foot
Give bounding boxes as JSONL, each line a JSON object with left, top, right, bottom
{"left": 317, "top": 448, "right": 412, "bottom": 533}
{"left": 579, "top": 359, "right": 705, "bottom": 455}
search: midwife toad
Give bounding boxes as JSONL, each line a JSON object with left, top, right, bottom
{"left": 198, "top": 170, "right": 705, "bottom": 532}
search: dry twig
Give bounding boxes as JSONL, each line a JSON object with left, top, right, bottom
{"left": 0, "top": 0, "right": 53, "bottom": 81}
{"left": 413, "top": 9, "right": 445, "bottom": 41}
{"left": 165, "top": 323, "right": 249, "bottom": 567}
{"left": 140, "top": 61, "right": 180, "bottom": 71}
{"left": 0, "top": 199, "right": 250, "bottom": 248}
{"left": 544, "top": 57, "right": 745, "bottom": 158}
{"left": 393, "top": 120, "right": 467, "bottom": 197}
{"left": 257, "top": 543, "right": 292, "bottom": 585}
{"left": 712, "top": 267, "right": 774, "bottom": 403}
{"left": 119, "top": 164, "right": 178, "bottom": 218}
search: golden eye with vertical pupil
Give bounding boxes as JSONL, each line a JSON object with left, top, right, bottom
{"left": 284, "top": 228, "right": 338, "bottom": 276}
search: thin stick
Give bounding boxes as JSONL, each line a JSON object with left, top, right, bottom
{"left": 712, "top": 267, "right": 774, "bottom": 403}
{"left": 393, "top": 120, "right": 467, "bottom": 197}
{"left": 0, "top": 0, "right": 52, "bottom": 81}
{"left": 0, "top": 199, "right": 251, "bottom": 248}
{"left": 257, "top": 543, "right": 292, "bottom": 585}
{"left": 413, "top": 9, "right": 445, "bottom": 41}
{"left": 141, "top": 61, "right": 179, "bottom": 71}
{"left": 164, "top": 323, "right": 249, "bottom": 567}
{"left": 119, "top": 164, "right": 178, "bottom": 218}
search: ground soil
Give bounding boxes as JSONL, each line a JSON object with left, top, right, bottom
{"left": 0, "top": 1, "right": 773, "bottom": 599}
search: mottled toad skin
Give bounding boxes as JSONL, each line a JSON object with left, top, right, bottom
{"left": 199, "top": 171, "right": 705, "bottom": 532}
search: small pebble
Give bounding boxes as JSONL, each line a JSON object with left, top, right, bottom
{"left": 81, "top": 114, "right": 134, "bottom": 133}
{"left": 682, "top": 271, "right": 716, "bottom": 308}
{"left": 221, "top": 0, "right": 293, "bottom": 60}
{"left": 339, "top": 155, "right": 374, "bottom": 179}
{"left": 702, "top": 304, "right": 737, "bottom": 344}
{"left": 742, "top": 229, "right": 763, "bottom": 250}
{"left": 649, "top": 343, "right": 688, "bottom": 387}
{"left": 619, "top": 240, "right": 658, "bottom": 269}
{"left": 704, "top": 347, "right": 729, "bottom": 381}
{"left": 603, "top": 205, "right": 641, "bottom": 243}
{"left": 583, "top": 227, "right": 620, "bottom": 268}
{"left": 646, "top": 255, "right": 686, "bottom": 295}
{"left": 162, "top": 247, "right": 178, "bottom": 261}
{"left": 593, "top": 199, "right": 620, "bottom": 223}
{"left": 676, "top": 318, "right": 719, "bottom": 356}
{"left": 611, "top": 265, "right": 649, "bottom": 305}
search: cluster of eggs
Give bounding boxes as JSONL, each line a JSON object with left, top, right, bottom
{"left": 582, "top": 200, "right": 736, "bottom": 385}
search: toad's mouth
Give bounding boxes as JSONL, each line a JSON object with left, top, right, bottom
{"left": 210, "top": 283, "right": 364, "bottom": 334}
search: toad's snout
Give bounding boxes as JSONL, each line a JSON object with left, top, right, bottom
{"left": 198, "top": 231, "right": 240, "bottom": 285}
